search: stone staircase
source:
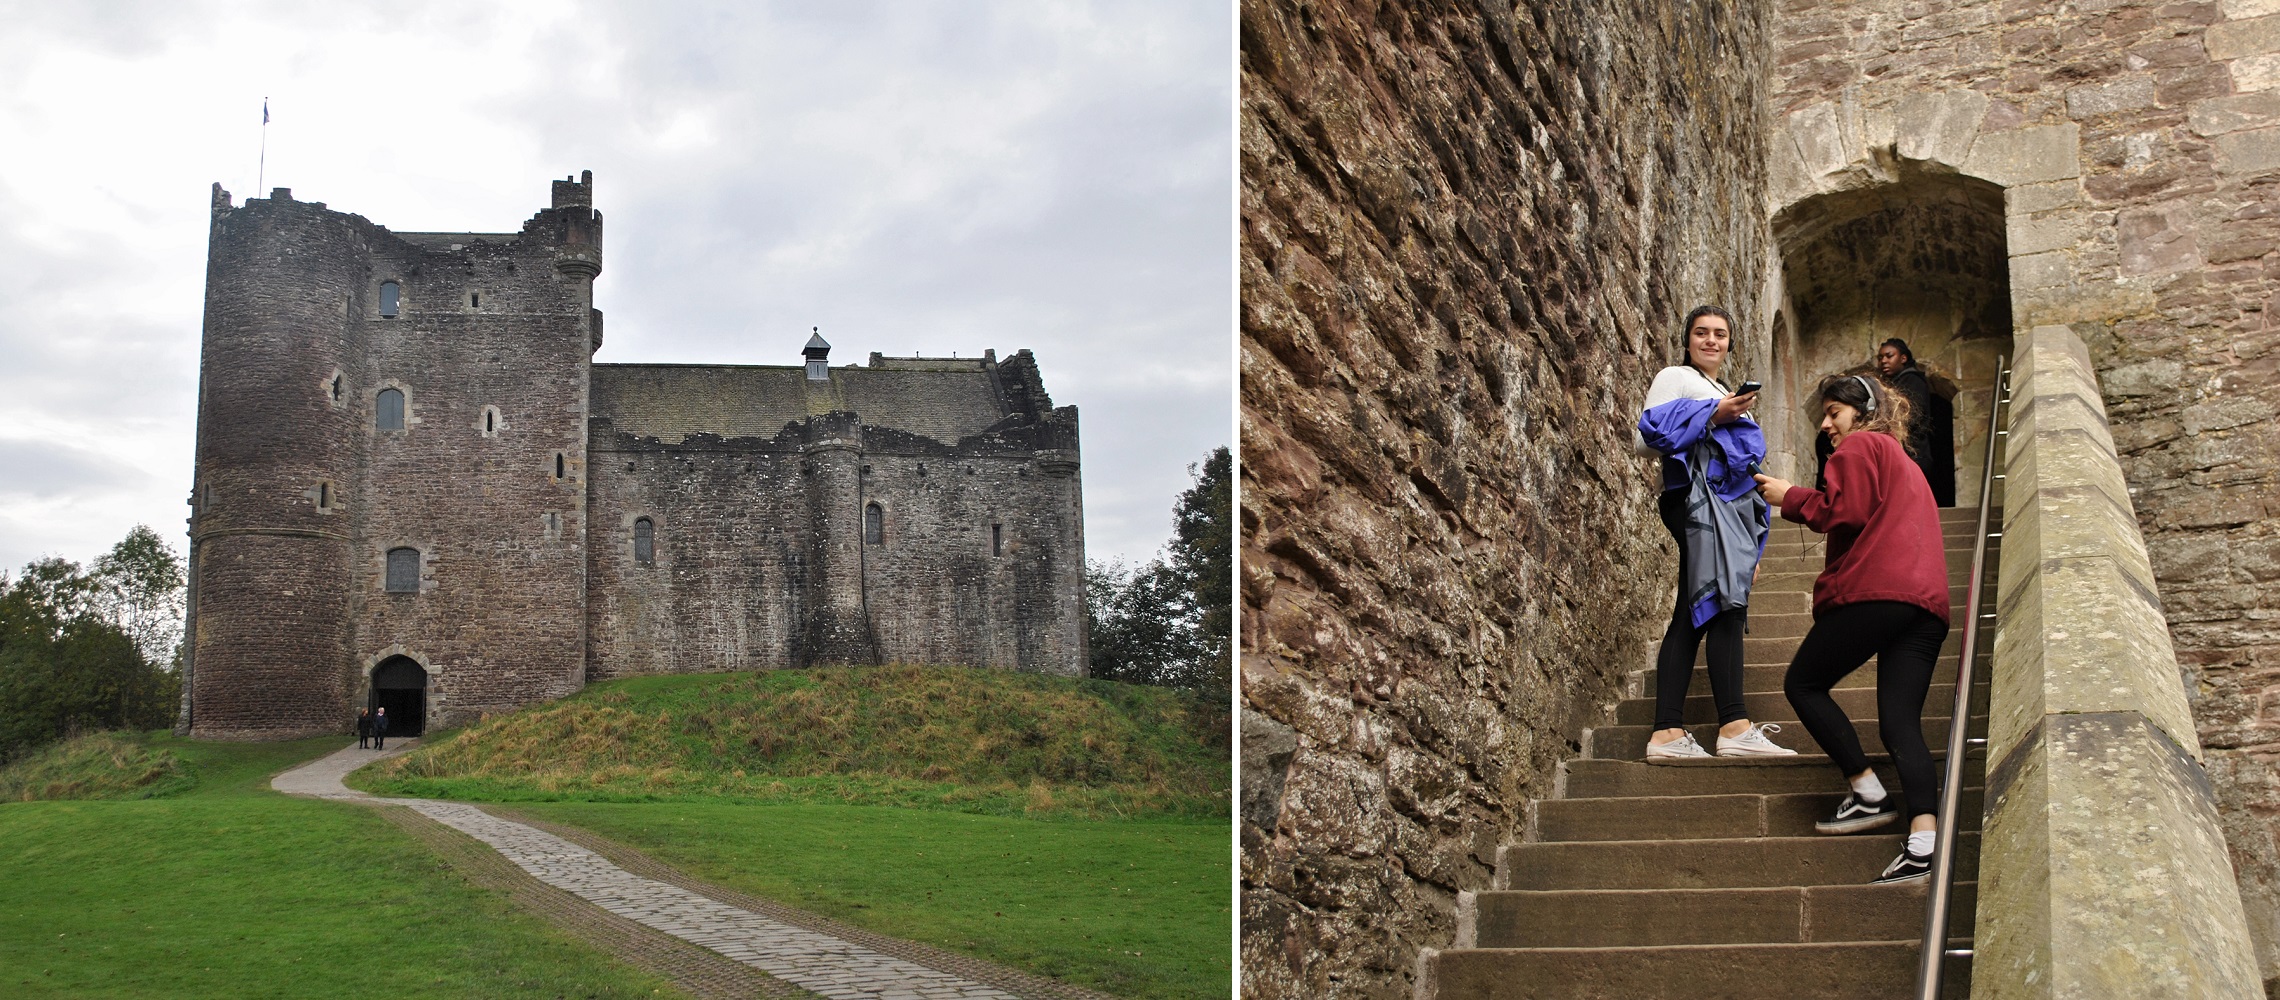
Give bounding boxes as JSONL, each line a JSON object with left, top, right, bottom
{"left": 1421, "top": 508, "right": 1996, "bottom": 1000}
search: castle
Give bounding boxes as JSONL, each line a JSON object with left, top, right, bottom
{"left": 181, "top": 173, "right": 1085, "bottom": 740}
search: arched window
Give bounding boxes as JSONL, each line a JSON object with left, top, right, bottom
{"left": 864, "top": 503, "right": 885, "bottom": 546}
{"left": 385, "top": 547, "right": 420, "bottom": 593}
{"left": 376, "top": 388, "right": 405, "bottom": 430}
{"left": 379, "top": 281, "right": 400, "bottom": 318}
{"left": 633, "top": 518, "right": 655, "bottom": 563}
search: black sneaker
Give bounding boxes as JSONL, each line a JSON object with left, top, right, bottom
{"left": 1873, "top": 846, "right": 1933, "bottom": 884}
{"left": 1816, "top": 793, "right": 1901, "bottom": 834}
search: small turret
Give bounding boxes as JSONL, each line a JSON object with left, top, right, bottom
{"left": 804, "top": 329, "right": 831, "bottom": 381}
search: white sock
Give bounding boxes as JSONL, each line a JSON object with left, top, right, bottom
{"left": 1850, "top": 771, "right": 1888, "bottom": 802}
{"left": 1907, "top": 830, "right": 1936, "bottom": 856}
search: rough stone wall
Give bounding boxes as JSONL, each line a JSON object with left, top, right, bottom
{"left": 585, "top": 363, "right": 1085, "bottom": 678}
{"left": 1238, "top": 0, "right": 1772, "bottom": 995}
{"left": 349, "top": 196, "right": 600, "bottom": 727}
{"left": 188, "top": 191, "right": 380, "bottom": 738}
{"left": 1764, "top": 0, "right": 2280, "bottom": 984}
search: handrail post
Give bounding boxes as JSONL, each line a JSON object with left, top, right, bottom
{"left": 1915, "top": 357, "right": 2009, "bottom": 999}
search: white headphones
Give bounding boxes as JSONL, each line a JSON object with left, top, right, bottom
{"left": 1850, "top": 374, "right": 1879, "bottom": 414}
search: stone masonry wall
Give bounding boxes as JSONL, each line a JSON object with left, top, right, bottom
{"left": 350, "top": 212, "right": 597, "bottom": 728}
{"left": 586, "top": 400, "right": 1085, "bottom": 678}
{"left": 1239, "top": 1, "right": 1772, "bottom": 995}
{"left": 1765, "top": 0, "right": 2280, "bottom": 984}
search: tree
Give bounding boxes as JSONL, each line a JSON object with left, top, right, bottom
{"left": 1085, "top": 558, "right": 1191, "bottom": 686}
{"left": 1085, "top": 447, "right": 1232, "bottom": 693}
{"left": 91, "top": 525, "right": 186, "bottom": 666}
{"left": 0, "top": 529, "right": 184, "bottom": 762}
{"left": 1164, "top": 446, "right": 1232, "bottom": 691}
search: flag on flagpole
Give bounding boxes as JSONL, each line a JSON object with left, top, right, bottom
{"left": 263, "top": 100, "right": 269, "bottom": 125}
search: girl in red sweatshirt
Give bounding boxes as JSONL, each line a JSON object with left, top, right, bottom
{"left": 1752, "top": 373, "right": 1951, "bottom": 884}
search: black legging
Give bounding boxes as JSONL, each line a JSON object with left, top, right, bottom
{"left": 1654, "top": 488, "right": 1748, "bottom": 732}
{"left": 1783, "top": 601, "right": 1950, "bottom": 819}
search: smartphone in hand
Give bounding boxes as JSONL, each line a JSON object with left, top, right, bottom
{"left": 1736, "top": 380, "right": 1763, "bottom": 396}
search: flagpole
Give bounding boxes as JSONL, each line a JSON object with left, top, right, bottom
{"left": 257, "top": 98, "right": 268, "bottom": 196}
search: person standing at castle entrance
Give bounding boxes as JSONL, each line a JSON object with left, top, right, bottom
{"left": 1753, "top": 374, "right": 1952, "bottom": 883}
{"left": 1634, "top": 306, "right": 1795, "bottom": 761}
{"left": 356, "top": 707, "right": 372, "bottom": 750}
{"left": 1877, "top": 338, "right": 1955, "bottom": 507}
{"left": 372, "top": 707, "right": 389, "bottom": 751}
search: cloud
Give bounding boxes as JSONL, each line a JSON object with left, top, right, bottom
{"left": 0, "top": 0, "right": 1230, "bottom": 569}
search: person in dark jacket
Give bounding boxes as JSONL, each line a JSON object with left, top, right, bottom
{"left": 356, "top": 707, "right": 372, "bottom": 749}
{"left": 1877, "top": 338, "right": 1956, "bottom": 506}
{"left": 1753, "top": 373, "right": 1952, "bottom": 884}
{"left": 372, "top": 707, "right": 389, "bottom": 751}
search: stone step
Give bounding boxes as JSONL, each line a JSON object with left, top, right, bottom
{"left": 1614, "top": 681, "right": 1986, "bottom": 726}
{"left": 1467, "top": 880, "right": 1978, "bottom": 948}
{"left": 1427, "top": 941, "right": 1971, "bottom": 999}
{"left": 1750, "top": 562, "right": 1997, "bottom": 588}
{"left": 1559, "top": 757, "right": 1986, "bottom": 800}
{"left": 1497, "top": 832, "right": 1981, "bottom": 891}
{"left": 1587, "top": 715, "right": 1987, "bottom": 760}
{"left": 1533, "top": 788, "right": 1984, "bottom": 843}
{"left": 1640, "top": 647, "right": 1992, "bottom": 676}
{"left": 1633, "top": 658, "right": 1979, "bottom": 699}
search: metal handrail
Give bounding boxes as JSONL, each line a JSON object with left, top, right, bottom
{"left": 1916, "top": 357, "right": 2010, "bottom": 998}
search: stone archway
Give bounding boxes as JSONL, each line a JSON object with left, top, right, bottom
{"left": 1771, "top": 162, "right": 2011, "bottom": 506}
{"left": 370, "top": 656, "right": 427, "bottom": 737}
{"left": 1758, "top": 90, "right": 2079, "bottom": 507}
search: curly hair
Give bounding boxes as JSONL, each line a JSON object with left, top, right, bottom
{"left": 1815, "top": 372, "right": 1914, "bottom": 455}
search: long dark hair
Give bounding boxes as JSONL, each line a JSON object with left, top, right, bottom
{"left": 1815, "top": 372, "right": 1914, "bottom": 454}
{"left": 1681, "top": 305, "right": 1737, "bottom": 380}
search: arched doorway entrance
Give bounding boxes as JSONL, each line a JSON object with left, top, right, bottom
{"left": 370, "top": 656, "right": 427, "bottom": 737}
{"left": 1768, "top": 161, "right": 2013, "bottom": 507}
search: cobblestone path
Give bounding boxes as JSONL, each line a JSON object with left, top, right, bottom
{"left": 276, "top": 745, "right": 1060, "bottom": 1000}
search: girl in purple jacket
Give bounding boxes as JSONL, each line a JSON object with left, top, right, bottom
{"left": 1634, "top": 306, "right": 1793, "bottom": 761}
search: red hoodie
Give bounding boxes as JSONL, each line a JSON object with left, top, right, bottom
{"left": 1778, "top": 429, "right": 1951, "bottom": 624}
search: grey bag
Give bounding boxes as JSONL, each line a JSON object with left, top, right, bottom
{"left": 1680, "top": 438, "right": 1769, "bottom": 628}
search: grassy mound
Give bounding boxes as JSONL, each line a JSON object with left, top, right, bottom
{"left": 0, "top": 731, "right": 190, "bottom": 802}
{"left": 358, "top": 665, "right": 1229, "bottom": 819}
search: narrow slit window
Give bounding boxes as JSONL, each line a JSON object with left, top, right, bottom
{"left": 486, "top": 410, "right": 496, "bottom": 433}
{"left": 471, "top": 291, "right": 480, "bottom": 308}
{"left": 318, "top": 482, "right": 330, "bottom": 508}
{"left": 865, "top": 503, "right": 885, "bottom": 546}
{"left": 991, "top": 523, "right": 1002, "bottom": 557}
{"left": 376, "top": 388, "right": 405, "bottom": 430}
{"left": 379, "top": 281, "right": 400, "bottom": 318}
{"left": 555, "top": 453, "right": 566, "bottom": 479}
{"left": 634, "top": 518, "right": 654, "bottom": 563}
{"left": 385, "top": 547, "right": 419, "bottom": 593}
{"left": 329, "top": 375, "right": 342, "bottom": 404}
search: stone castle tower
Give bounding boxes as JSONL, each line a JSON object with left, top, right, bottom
{"left": 183, "top": 173, "right": 1084, "bottom": 740}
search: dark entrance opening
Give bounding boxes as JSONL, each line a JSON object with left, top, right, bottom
{"left": 370, "top": 656, "right": 427, "bottom": 737}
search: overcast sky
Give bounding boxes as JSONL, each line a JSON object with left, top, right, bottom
{"left": 0, "top": 0, "right": 1231, "bottom": 576}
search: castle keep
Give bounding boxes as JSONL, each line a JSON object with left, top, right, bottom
{"left": 183, "top": 173, "right": 1084, "bottom": 739}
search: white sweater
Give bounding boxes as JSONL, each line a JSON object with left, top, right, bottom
{"left": 1634, "top": 365, "right": 1744, "bottom": 456}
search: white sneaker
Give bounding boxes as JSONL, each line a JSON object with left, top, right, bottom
{"left": 1645, "top": 732, "right": 1711, "bottom": 762}
{"left": 1715, "top": 723, "right": 1800, "bottom": 757}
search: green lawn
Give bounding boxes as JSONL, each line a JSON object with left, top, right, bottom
{"left": 0, "top": 737, "right": 685, "bottom": 999}
{"left": 516, "top": 801, "right": 1230, "bottom": 1000}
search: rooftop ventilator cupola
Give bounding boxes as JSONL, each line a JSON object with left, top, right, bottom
{"left": 804, "top": 329, "right": 830, "bottom": 381}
